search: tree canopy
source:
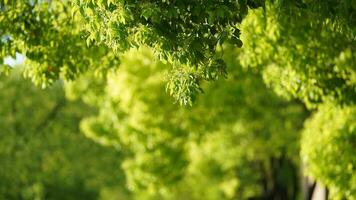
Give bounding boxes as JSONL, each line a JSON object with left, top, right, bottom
{"left": 3, "top": 1, "right": 354, "bottom": 105}
{"left": 0, "top": 69, "right": 130, "bottom": 199}
{"left": 65, "top": 46, "right": 307, "bottom": 199}
{"left": 0, "top": 0, "right": 355, "bottom": 199}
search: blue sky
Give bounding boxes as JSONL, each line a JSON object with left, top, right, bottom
{"left": 3, "top": 53, "right": 26, "bottom": 67}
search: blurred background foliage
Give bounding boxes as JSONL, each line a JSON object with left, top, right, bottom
{"left": 301, "top": 104, "right": 356, "bottom": 199}
{"left": 65, "top": 47, "right": 308, "bottom": 200}
{"left": 0, "top": 69, "right": 130, "bottom": 200}
{"left": 0, "top": 0, "right": 355, "bottom": 200}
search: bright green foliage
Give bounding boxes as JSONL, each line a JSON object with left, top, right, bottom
{"left": 0, "top": 70, "right": 130, "bottom": 199}
{"left": 238, "top": 3, "right": 356, "bottom": 198}
{"left": 2, "top": 1, "right": 355, "bottom": 106}
{"left": 239, "top": 2, "right": 356, "bottom": 108}
{"left": 66, "top": 47, "right": 191, "bottom": 195}
{"left": 1, "top": 0, "right": 356, "bottom": 199}
{"left": 0, "top": 0, "right": 118, "bottom": 87}
{"left": 301, "top": 104, "right": 356, "bottom": 200}
{"left": 66, "top": 47, "right": 307, "bottom": 199}
{"left": 74, "top": 0, "right": 265, "bottom": 104}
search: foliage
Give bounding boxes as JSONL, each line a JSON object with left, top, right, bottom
{"left": 0, "top": 70, "right": 130, "bottom": 199}
{"left": 239, "top": 2, "right": 356, "bottom": 108}
{"left": 301, "top": 104, "right": 356, "bottom": 200}
{"left": 0, "top": 0, "right": 118, "bottom": 87}
{"left": 2, "top": 1, "right": 355, "bottom": 106}
{"left": 237, "top": 3, "right": 356, "bottom": 198}
{"left": 1, "top": 0, "right": 356, "bottom": 199}
{"left": 66, "top": 47, "right": 307, "bottom": 199}
{"left": 74, "top": 0, "right": 265, "bottom": 104}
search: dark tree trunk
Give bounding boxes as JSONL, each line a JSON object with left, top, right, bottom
{"left": 248, "top": 153, "right": 299, "bottom": 200}
{"left": 306, "top": 181, "right": 317, "bottom": 200}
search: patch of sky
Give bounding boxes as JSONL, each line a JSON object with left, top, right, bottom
{"left": 3, "top": 53, "right": 26, "bottom": 68}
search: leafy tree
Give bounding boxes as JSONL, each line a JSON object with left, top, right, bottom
{"left": 239, "top": 2, "right": 356, "bottom": 108}
{"left": 0, "top": 69, "right": 130, "bottom": 200}
{"left": 301, "top": 104, "right": 356, "bottom": 200}
{"left": 1, "top": 1, "right": 355, "bottom": 199}
{"left": 1, "top": 1, "right": 355, "bottom": 106}
{"left": 235, "top": 3, "right": 356, "bottom": 199}
{"left": 73, "top": 0, "right": 265, "bottom": 104}
{"left": 66, "top": 47, "right": 307, "bottom": 199}
{"left": 0, "top": 0, "right": 118, "bottom": 87}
